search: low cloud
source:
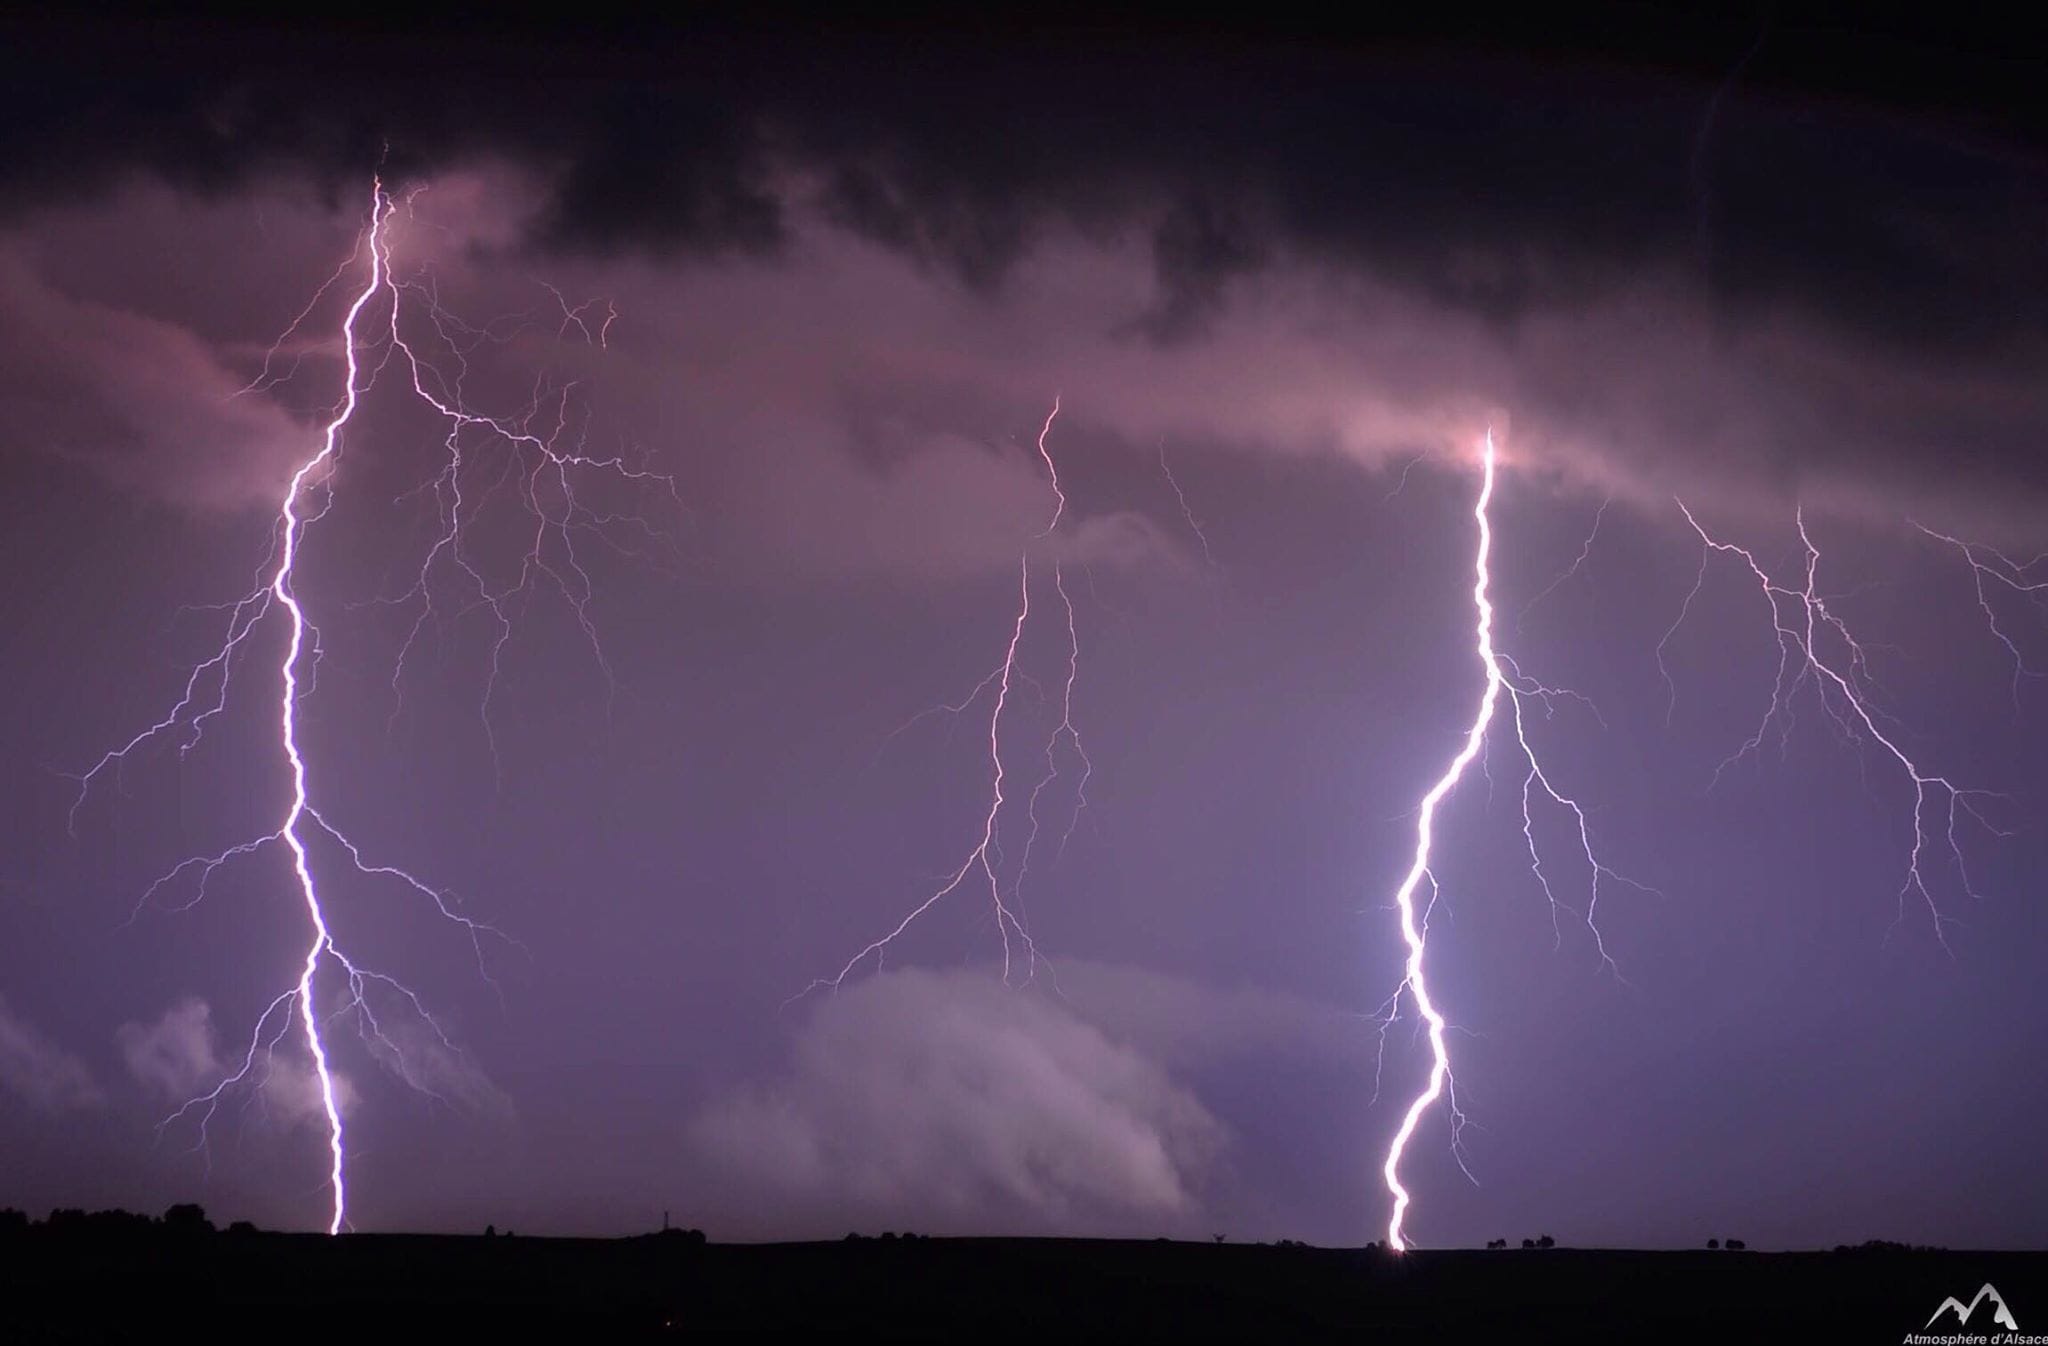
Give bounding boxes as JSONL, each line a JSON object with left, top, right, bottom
{"left": 358, "top": 1015, "right": 514, "bottom": 1125}
{"left": 439, "top": 179, "right": 2048, "bottom": 548}
{"left": 1040, "top": 962, "right": 1371, "bottom": 1073}
{"left": 0, "top": 247, "right": 307, "bottom": 512}
{"left": 691, "top": 968, "right": 1227, "bottom": 1235}
{"left": 118, "top": 997, "right": 348, "bottom": 1128}
{"left": 116, "top": 995, "right": 509, "bottom": 1130}
{"left": 0, "top": 996, "right": 102, "bottom": 1113}
{"left": 7, "top": 155, "right": 2042, "bottom": 586}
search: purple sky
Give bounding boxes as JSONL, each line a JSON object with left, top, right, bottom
{"left": 2, "top": 12, "right": 2046, "bottom": 1249}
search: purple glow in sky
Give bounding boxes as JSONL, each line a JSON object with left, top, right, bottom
{"left": 2, "top": 12, "right": 2046, "bottom": 1251}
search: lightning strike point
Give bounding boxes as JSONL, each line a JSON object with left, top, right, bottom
{"left": 72, "top": 176, "right": 653, "bottom": 1233}
{"left": 1378, "top": 431, "right": 1503, "bottom": 1253}
{"left": 1378, "top": 432, "right": 1640, "bottom": 1251}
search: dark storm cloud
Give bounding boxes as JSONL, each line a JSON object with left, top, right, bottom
{"left": 0, "top": 17, "right": 780, "bottom": 260}
{"left": 5, "top": 10, "right": 2044, "bottom": 525}
{"left": 4, "top": 13, "right": 2040, "bottom": 342}
{"left": 8, "top": 11, "right": 2048, "bottom": 1249}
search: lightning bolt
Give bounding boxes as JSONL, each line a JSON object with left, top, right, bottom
{"left": 1912, "top": 523, "right": 2048, "bottom": 710}
{"left": 1517, "top": 496, "right": 1608, "bottom": 630}
{"left": 1021, "top": 401, "right": 1093, "bottom": 888}
{"left": 1378, "top": 468, "right": 2022, "bottom": 1248}
{"left": 810, "top": 398, "right": 1090, "bottom": 992}
{"left": 1157, "top": 441, "right": 1216, "bottom": 567}
{"left": 68, "top": 177, "right": 667, "bottom": 1232}
{"left": 1378, "top": 431, "right": 1643, "bottom": 1252}
{"left": 1665, "top": 503, "right": 2010, "bottom": 949}
{"left": 371, "top": 189, "right": 679, "bottom": 771}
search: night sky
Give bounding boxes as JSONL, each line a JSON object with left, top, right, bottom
{"left": 2, "top": 9, "right": 2045, "bottom": 1250}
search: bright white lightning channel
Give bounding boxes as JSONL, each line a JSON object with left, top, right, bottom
{"left": 1377, "top": 431, "right": 1639, "bottom": 1252}
{"left": 68, "top": 178, "right": 665, "bottom": 1233}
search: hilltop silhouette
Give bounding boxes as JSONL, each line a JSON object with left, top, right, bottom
{"left": 0, "top": 1207, "right": 2040, "bottom": 1342}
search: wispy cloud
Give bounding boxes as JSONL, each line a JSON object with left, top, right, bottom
{"left": 691, "top": 968, "right": 1226, "bottom": 1236}
{"left": 0, "top": 995, "right": 101, "bottom": 1113}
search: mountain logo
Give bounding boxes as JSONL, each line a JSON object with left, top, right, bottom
{"left": 1925, "top": 1283, "right": 2018, "bottom": 1331}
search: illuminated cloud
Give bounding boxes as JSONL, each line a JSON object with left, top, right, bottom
{"left": 118, "top": 998, "right": 350, "bottom": 1130}
{"left": 0, "top": 997, "right": 101, "bottom": 1113}
{"left": 691, "top": 969, "right": 1225, "bottom": 1235}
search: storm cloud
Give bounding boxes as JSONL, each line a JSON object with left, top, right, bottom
{"left": 0, "top": 12, "right": 2041, "bottom": 535}
{"left": 5, "top": 11, "right": 2047, "bottom": 1248}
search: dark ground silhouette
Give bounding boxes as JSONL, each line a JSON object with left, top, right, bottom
{"left": 0, "top": 1209, "right": 2040, "bottom": 1342}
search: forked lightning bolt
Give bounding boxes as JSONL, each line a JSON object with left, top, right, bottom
{"left": 1664, "top": 503, "right": 2010, "bottom": 949}
{"left": 1912, "top": 523, "right": 2048, "bottom": 710}
{"left": 1379, "top": 463, "right": 2024, "bottom": 1248}
{"left": 810, "top": 398, "right": 1091, "bottom": 992}
{"left": 68, "top": 178, "right": 668, "bottom": 1232}
{"left": 1378, "top": 431, "right": 1642, "bottom": 1252}
{"left": 1157, "top": 441, "right": 1215, "bottom": 567}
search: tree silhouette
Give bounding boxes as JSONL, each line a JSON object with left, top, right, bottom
{"left": 162, "top": 1203, "right": 214, "bottom": 1234}
{"left": 1707, "top": 1238, "right": 1720, "bottom": 1250}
